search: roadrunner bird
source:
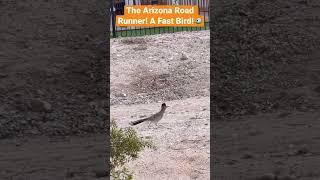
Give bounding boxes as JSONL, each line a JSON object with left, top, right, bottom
{"left": 129, "top": 103, "right": 168, "bottom": 126}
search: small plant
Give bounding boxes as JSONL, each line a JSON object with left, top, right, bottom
{"left": 110, "top": 119, "right": 154, "bottom": 180}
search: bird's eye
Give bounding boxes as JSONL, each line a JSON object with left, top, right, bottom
{"left": 196, "top": 18, "right": 201, "bottom": 24}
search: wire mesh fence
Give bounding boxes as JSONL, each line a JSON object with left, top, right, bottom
{"left": 110, "top": 0, "right": 210, "bottom": 38}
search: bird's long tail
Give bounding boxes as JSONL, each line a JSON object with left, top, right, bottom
{"left": 129, "top": 118, "right": 147, "bottom": 126}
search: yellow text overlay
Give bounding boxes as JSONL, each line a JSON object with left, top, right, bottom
{"left": 116, "top": 5, "right": 204, "bottom": 27}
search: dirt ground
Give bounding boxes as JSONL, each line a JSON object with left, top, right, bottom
{"left": 1, "top": 1, "right": 107, "bottom": 179}
{"left": 0, "top": 135, "right": 106, "bottom": 180}
{"left": 212, "top": 0, "right": 320, "bottom": 179}
{"left": 0, "top": 0, "right": 108, "bottom": 138}
{"left": 112, "top": 97, "right": 210, "bottom": 180}
{"left": 213, "top": 111, "right": 320, "bottom": 180}
{"left": 110, "top": 30, "right": 210, "bottom": 179}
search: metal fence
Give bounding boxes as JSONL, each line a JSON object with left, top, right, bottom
{"left": 110, "top": 0, "right": 210, "bottom": 38}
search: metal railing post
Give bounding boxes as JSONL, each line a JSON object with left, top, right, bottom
{"left": 111, "top": 0, "right": 117, "bottom": 38}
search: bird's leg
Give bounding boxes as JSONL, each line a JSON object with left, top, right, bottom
{"left": 148, "top": 121, "right": 151, "bottom": 128}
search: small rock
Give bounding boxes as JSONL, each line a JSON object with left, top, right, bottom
{"left": 77, "top": 94, "right": 85, "bottom": 98}
{"left": 242, "top": 152, "right": 254, "bottom": 159}
{"left": 190, "top": 171, "right": 199, "bottom": 179}
{"left": 295, "top": 146, "right": 309, "bottom": 155}
{"left": 145, "top": 136, "right": 152, "bottom": 139}
{"left": 0, "top": 106, "right": 5, "bottom": 114}
{"left": 89, "top": 101, "right": 98, "bottom": 109}
{"left": 180, "top": 53, "right": 188, "bottom": 60}
{"left": 248, "top": 130, "right": 262, "bottom": 136}
{"left": 238, "top": 10, "right": 248, "bottom": 17}
{"left": 226, "top": 159, "right": 237, "bottom": 165}
{"left": 28, "top": 99, "right": 52, "bottom": 113}
{"left": 29, "top": 129, "right": 40, "bottom": 135}
{"left": 94, "top": 169, "right": 108, "bottom": 178}
{"left": 0, "top": 73, "right": 8, "bottom": 78}
{"left": 20, "top": 120, "right": 28, "bottom": 125}
{"left": 13, "top": 92, "right": 24, "bottom": 97}
{"left": 277, "top": 112, "right": 291, "bottom": 118}
{"left": 115, "top": 93, "right": 126, "bottom": 97}
{"left": 297, "top": 0, "right": 308, "bottom": 5}
{"left": 65, "top": 170, "right": 75, "bottom": 178}
{"left": 36, "top": 90, "right": 45, "bottom": 95}
{"left": 64, "top": 109, "right": 72, "bottom": 113}
{"left": 314, "top": 85, "right": 320, "bottom": 93}
{"left": 98, "top": 108, "right": 108, "bottom": 117}
{"left": 255, "top": 173, "right": 276, "bottom": 180}
{"left": 278, "top": 175, "right": 297, "bottom": 180}
{"left": 84, "top": 34, "right": 91, "bottom": 41}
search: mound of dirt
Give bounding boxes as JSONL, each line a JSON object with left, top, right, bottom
{"left": 0, "top": 0, "right": 108, "bottom": 138}
{"left": 110, "top": 31, "right": 210, "bottom": 105}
